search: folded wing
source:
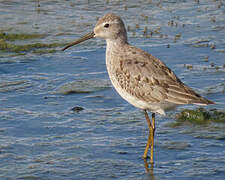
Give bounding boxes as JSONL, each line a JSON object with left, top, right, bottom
{"left": 114, "top": 45, "right": 214, "bottom": 106}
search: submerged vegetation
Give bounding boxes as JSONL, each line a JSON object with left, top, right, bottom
{"left": 169, "top": 108, "right": 225, "bottom": 127}
{"left": 0, "top": 32, "right": 66, "bottom": 55}
{"left": 0, "top": 32, "right": 44, "bottom": 41}
{"left": 56, "top": 79, "right": 111, "bottom": 94}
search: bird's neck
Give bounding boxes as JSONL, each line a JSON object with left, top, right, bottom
{"left": 106, "top": 38, "right": 128, "bottom": 54}
{"left": 105, "top": 38, "right": 129, "bottom": 74}
{"left": 106, "top": 32, "right": 128, "bottom": 47}
{"left": 106, "top": 39, "right": 127, "bottom": 59}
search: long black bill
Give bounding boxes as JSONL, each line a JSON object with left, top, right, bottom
{"left": 62, "top": 32, "right": 95, "bottom": 51}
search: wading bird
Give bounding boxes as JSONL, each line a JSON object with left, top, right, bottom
{"left": 63, "top": 13, "right": 214, "bottom": 163}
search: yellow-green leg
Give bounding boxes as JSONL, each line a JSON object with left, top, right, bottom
{"left": 143, "top": 110, "right": 155, "bottom": 164}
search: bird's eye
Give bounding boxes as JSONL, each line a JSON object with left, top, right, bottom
{"left": 104, "top": 23, "right": 109, "bottom": 28}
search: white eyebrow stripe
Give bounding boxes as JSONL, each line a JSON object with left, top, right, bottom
{"left": 104, "top": 20, "right": 120, "bottom": 25}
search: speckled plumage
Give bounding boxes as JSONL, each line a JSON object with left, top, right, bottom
{"left": 94, "top": 13, "right": 213, "bottom": 115}
{"left": 63, "top": 13, "right": 214, "bottom": 163}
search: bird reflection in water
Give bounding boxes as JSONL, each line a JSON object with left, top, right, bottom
{"left": 144, "top": 159, "right": 156, "bottom": 180}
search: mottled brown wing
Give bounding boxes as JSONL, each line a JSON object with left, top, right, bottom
{"left": 114, "top": 46, "right": 213, "bottom": 105}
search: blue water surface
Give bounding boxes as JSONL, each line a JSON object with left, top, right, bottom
{"left": 0, "top": 0, "right": 225, "bottom": 179}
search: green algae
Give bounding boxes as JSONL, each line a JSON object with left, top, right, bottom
{"left": 176, "top": 108, "right": 211, "bottom": 125}
{"left": 0, "top": 32, "right": 66, "bottom": 55}
{"left": 211, "top": 109, "right": 225, "bottom": 123}
{"left": 0, "top": 32, "right": 44, "bottom": 41}
{"left": 0, "top": 39, "right": 65, "bottom": 54}
{"left": 32, "top": 49, "right": 58, "bottom": 54}
{"left": 170, "top": 108, "right": 225, "bottom": 127}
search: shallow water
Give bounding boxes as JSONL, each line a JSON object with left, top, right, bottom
{"left": 0, "top": 0, "right": 225, "bottom": 179}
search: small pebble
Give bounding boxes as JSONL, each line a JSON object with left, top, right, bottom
{"left": 71, "top": 106, "right": 84, "bottom": 112}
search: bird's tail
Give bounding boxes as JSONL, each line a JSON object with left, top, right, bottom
{"left": 193, "top": 97, "right": 215, "bottom": 106}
